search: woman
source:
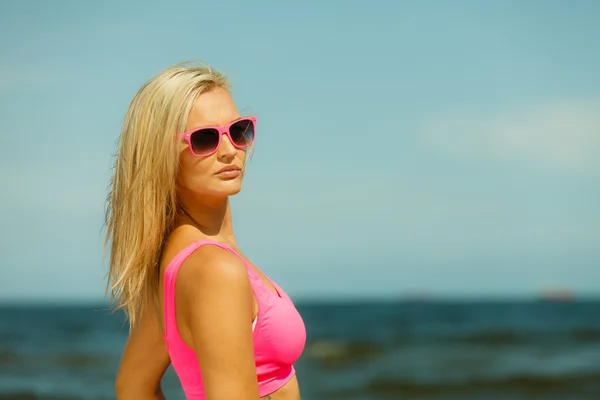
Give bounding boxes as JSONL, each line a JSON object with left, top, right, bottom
{"left": 104, "top": 61, "right": 306, "bottom": 400}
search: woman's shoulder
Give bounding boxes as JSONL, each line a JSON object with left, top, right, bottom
{"left": 161, "top": 227, "right": 249, "bottom": 292}
{"left": 161, "top": 228, "right": 255, "bottom": 348}
{"left": 178, "top": 244, "right": 249, "bottom": 293}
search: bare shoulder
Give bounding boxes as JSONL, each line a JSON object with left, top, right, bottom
{"left": 174, "top": 243, "right": 255, "bottom": 354}
{"left": 162, "top": 226, "right": 246, "bottom": 282}
{"left": 176, "top": 243, "right": 251, "bottom": 299}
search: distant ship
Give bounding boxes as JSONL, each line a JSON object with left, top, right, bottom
{"left": 539, "top": 286, "right": 573, "bottom": 302}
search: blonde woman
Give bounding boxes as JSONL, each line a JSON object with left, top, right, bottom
{"left": 105, "top": 61, "right": 306, "bottom": 400}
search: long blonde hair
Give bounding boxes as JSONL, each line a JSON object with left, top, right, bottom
{"left": 104, "top": 61, "right": 230, "bottom": 326}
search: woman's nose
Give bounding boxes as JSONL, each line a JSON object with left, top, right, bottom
{"left": 217, "top": 132, "right": 237, "bottom": 159}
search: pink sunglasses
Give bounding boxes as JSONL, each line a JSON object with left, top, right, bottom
{"left": 178, "top": 116, "right": 256, "bottom": 157}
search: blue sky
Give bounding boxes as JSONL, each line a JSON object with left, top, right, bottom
{"left": 1, "top": 0, "right": 599, "bottom": 302}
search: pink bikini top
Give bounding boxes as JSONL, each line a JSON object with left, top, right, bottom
{"left": 162, "top": 240, "right": 306, "bottom": 399}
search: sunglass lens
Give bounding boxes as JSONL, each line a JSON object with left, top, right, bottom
{"left": 190, "top": 128, "right": 219, "bottom": 156}
{"left": 229, "top": 119, "right": 255, "bottom": 147}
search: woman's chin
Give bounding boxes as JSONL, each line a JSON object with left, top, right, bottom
{"left": 212, "top": 181, "right": 243, "bottom": 198}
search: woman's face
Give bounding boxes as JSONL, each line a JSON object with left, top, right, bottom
{"left": 177, "top": 86, "right": 248, "bottom": 200}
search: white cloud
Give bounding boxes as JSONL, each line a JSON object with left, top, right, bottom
{"left": 419, "top": 99, "right": 600, "bottom": 175}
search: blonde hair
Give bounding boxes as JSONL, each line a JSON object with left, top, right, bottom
{"left": 104, "top": 61, "right": 230, "bottom": 326}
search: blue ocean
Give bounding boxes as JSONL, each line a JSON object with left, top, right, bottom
{"left": 1, "top": 300, "right": 599, "bottom": 399}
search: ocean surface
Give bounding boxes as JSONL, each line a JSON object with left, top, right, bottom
{"left": 1, "top": 300, "right": 599, "bottom": 400}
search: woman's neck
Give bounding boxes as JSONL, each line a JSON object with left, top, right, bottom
{"left": 178, "top": 196, "right": 236, "bottom": 246}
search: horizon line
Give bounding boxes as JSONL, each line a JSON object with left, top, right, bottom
{"left": 1, "top": 292, "right": 599, "bottom": 307}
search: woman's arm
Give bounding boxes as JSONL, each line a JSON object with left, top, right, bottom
{"left": 115, "top": 296, "right": 170, "bottom": 400}
{"left": 177, "top": 245, "right": 260, "bottom": 400}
